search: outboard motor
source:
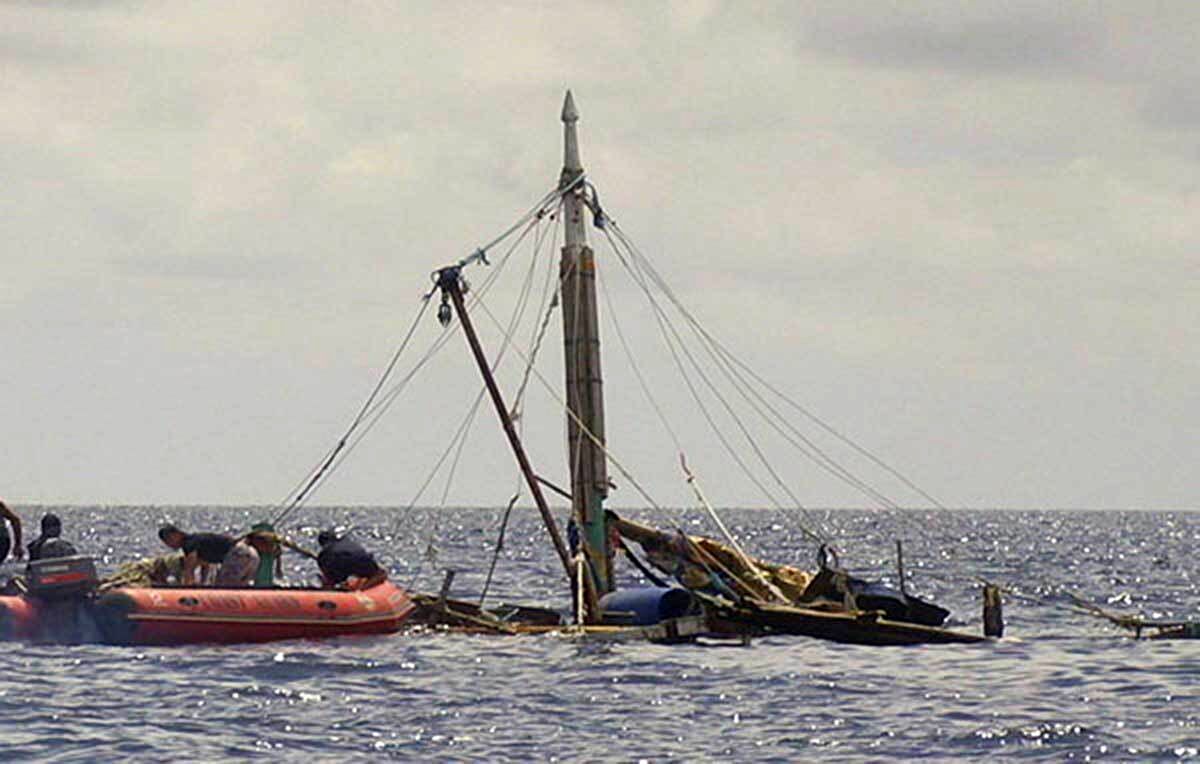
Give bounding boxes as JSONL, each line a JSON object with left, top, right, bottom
{"left": 25, "top": 555, "right": 100, "bottom": 643}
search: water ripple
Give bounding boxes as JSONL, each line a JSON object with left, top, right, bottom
{"left": 2, "top": 507, "right": 1200, "bottom": 760}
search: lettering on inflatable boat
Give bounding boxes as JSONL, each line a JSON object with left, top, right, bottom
{"left": 206, "top": 595, "right": 247, "bottom": 611}
{"left": 355, "top": 593, "right": 376, "bottom": 612}
{"left": 251, "top": 595, "right": 303, "bottom": 613}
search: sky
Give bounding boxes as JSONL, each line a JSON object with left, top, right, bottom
{"left": 2, "top": 1, "right": 1197, "bottom": 510}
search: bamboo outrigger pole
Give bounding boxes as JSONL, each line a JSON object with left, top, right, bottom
{"left": 434, "top": 266, "right": 575, "bottom": 586}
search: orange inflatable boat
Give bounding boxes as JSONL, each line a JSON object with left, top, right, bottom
{"left": 0, "top": 556, "right": 416, "bottom": 645}
{"left": 91, "top": 580, "right": 416, "bottom": 645}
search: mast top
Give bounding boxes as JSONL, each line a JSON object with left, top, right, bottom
{"left": 561, "top": 90, "right": 582, "bottom": 178}
{"left": 561, "top": 89, "right": 579, "bottom": 124}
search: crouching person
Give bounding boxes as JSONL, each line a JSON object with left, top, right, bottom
{"left": 316, "top": 530, "right": 387, "bottom": 590}
{"left": 213, "top": 530, "right": 279, "bottom": 588}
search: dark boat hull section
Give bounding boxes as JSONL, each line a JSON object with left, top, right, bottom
{"left": 712, "top": 600, "right": 985, "bottom": 646}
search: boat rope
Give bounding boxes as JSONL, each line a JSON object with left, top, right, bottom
{"left": 680, "top": 452, "right": 790, "bottom": 604}
{"left": 478, "top": 217, "right": 563, "bottom": 602}
{"left": 272, "top": 187, "right": 567, "bottom": 528}
{"left": 1060, "top": 590, "right": 1196, "bottom": 635}
{"left": 608, "top": 223, "right": 897, "bottom": 515}
{"left": 479, "top": 492, "right": 520, "bottom": 607}
{"left": 599, "top": 211, "right": 963, "bottom": 575}
{"left": 272, "top": 294, "right": 432, "bottom": 526}
{"left": 608, "top": 218, "right": 947, "bottom": 511}
{"left": 510, "top": 210, "right": 563, "bottom": 421}
{"left": 471, "top": 296, "right": 667, "bottom": 513}
{"left": 600, "top": 225, "right": 830, "bottom": 543}
{"left": 403, "top": 199, "right": 561, "bottom": 587}
{"left": 595, "top": 266, "right": 693, "bottom": 535}
{"left": 403, "top": 388, "right": 487, "bottom": 587}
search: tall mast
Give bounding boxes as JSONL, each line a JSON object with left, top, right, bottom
{"left": 558, "top": 90, "right": 612, "bottom": 608}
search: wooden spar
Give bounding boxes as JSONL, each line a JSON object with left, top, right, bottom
{"left": 436, "top": 267, "right": 575, "bottom": 585}
{"left": 558, "top": 90, "right": 613, "bottom": 607}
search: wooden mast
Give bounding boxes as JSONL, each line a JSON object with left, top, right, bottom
{"left": 558, "top": 90, "right": 613, "bottom": 612}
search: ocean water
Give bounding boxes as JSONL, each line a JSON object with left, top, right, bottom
{"left": 1, "top": 505, "right": 1198, "bottom": 762}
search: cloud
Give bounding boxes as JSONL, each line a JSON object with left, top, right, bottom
{"left": 1140, "top": 81, "right": 1200, "bottom": 131}
{"left": 2, "top": 2, "right": 1197, "bottom": 508}
{"left": 797, "top": 5, "right": 1098, "bottom": 76}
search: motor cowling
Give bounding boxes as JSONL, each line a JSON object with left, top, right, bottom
{"left": 25, "top": 555, "right": 98, "bottom": 601}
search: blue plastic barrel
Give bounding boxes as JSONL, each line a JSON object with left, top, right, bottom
{"left": 598, "top": 586, "right": 694, "bottom": 625}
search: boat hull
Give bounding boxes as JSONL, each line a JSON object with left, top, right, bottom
{"left": 709, "top": 600, "right": 986, "bottom": 646}
{"left": 0, "top": 594, "right": 39, "bottom": 640}
{"left": 1, "top": 581, "right": 415, "bottom": 645}
{"left": 92, "top": 581, "right": 415, "bottom": 645}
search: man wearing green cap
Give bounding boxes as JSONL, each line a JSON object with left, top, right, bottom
{"left": 213, "top": 528, "right": 279, "bottom": 587}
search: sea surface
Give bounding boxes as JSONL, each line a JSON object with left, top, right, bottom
{"left": 0, "top": 505, "right": 1198, "bottom": 762}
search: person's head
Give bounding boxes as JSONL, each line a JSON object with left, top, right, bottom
{"left": 247, "top": 531, "right": 277, "bottom": 555}
{"left": 317, "top": 529, "right": 338, "bottom": 547}
{"left": 40, "top": 513, "right": 62, "bottom": 538}
{"left": 158, "top": 523, "right": 186, "bottom": 549}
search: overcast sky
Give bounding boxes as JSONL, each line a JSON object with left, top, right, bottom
{"left": 3, "top": 2, "right": 1196, "bottom": 510}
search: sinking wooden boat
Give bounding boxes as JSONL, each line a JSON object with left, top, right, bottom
{"left": 705, "top": 598, "right": 984, "bottom": 645}
{"left": 408, "top": 91, "right": 998, "bottom": 647}
{"left": 0, "top": 555, "right": 416, "bottom": 645}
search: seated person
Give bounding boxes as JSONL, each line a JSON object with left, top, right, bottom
{"left": 316, "top": 529, "right": 387, "bottom": 589}
{"left": 212, "top": 531, "right": 277, "bottom": 587}
{"left": 28, "top": 513, "right": 74, "bottom": 561}
{"left": 32, "top": 538, "right": 77, "bottom": 561}
{"left": 158, "top": 524, "right": 235, "bottom": 586}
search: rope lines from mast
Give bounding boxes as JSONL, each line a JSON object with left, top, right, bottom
{"left": 613, "top": 220, "right": 944, "bottom": 509}
{"left": 400, "top": 199, "right": 565, "bottom": 589}
{"left": 597, "top": 217, "right": 963, "bottom": 574}
{"left": 470, "top": 295, "right": 669, "bottom": 515}
{"left": 609, "top": 225, "right": 886, "bottom": 509}
{"left": 271, "top": 185, "right": 570, "bottom": 528}
{"left": 598, "top": 226, "right": 832, "bottom": 543}
{"left": 601, "top": 216, "right": 946, "bottom": 517}
{"left": 594, "top": 266, "right": 694, "bottom": 534}
{"left": 272, "top": 295, "right": 432, "bottom": 526}
{"left": 412, "top": 201, "right": 560, "bottom": 580}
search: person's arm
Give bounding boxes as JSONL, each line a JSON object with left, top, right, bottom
{"left": 180, "top": 551, "right": 200, "bottom": 586}
{"left": 0, "top": 502, "right": 22, "bottom": 560}
{"left": 359, "top": 567, "right": 388, "bottom": 589}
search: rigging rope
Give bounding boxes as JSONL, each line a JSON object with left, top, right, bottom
{"left": 272, "top": 295, "right": 432, "bottom": 526}
{"left": 600, "top": 226, "right": 830, "bottom": 543}
{"left": 471, "top": 296, "right": 668, "bottom": 515}
{"left": 609, "top": 225, "right": 892, "bottom": 509}
{"left": 271, "top": 186, "right": 568, "bottom": 528}
{"left": 608, "top": 219, "right": 946, "bottom": 510}
{"left": 402, "top": 200, "right": 563, "bottom": 587}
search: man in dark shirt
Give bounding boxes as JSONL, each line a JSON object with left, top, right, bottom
{"left": 28, "top": 513, "right": 75, "bottom": 561}
{"left": 158, "top": 524, "right": 236, "bottom": 586}
{"left": 0, "top": 500, "right": 24, "bottom": 564}
{"left": 316, "top": 529, "right": 387, "bottom": 589}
